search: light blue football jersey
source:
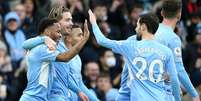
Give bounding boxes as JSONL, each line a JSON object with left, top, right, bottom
{"left": 155, "top": 23, "right": 198, "bottom": 97}
{"left": 117, "top": 41, "right": 137, "bottom": 101}
{"left": 67, "top": 47, "right": 99, "bottom": 101}
{"left": 23, "top": 38, "right": 81, "bottom": 100}
{"left": 92, "top": 23, "right": 181, "bottom": 101}
{"left": 20, "top": 43, "right": 59, "bottom": 101}
{"left": 22, "top": 37, "right": 98, "bottom": 101}
{"left": 49, "top": 41, "right": 72, "bottom": 100}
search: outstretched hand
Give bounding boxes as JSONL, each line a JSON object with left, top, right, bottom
{"left": 44, "top": 37, "right": 56, "bottom": 51}
{"left": 193, "top": 96, "right": 200, "bottom": 101}
{"left": 83, "top": 19, "right": 90, "bottom": 40}
{"left": 78, "top": 92, "right": 89, "bottom": 101}
{"left": 88, "top": 9, "right": 97, "bottom": 25}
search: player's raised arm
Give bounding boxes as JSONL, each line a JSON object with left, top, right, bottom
{"left": 56, "top": 20, "right": 89, "bottom": 62}
{"left": 88, "top": 9, "right": 133, "bottom": 55}
{"left": 88, "top": 9, "right": 109, "bottom": 45}
{"left": 166, "top": 50, "right": 181, "bottom": 101}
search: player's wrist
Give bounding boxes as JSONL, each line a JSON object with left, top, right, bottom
{"left": 77, "top": 91, "right": 82, "bottom": 95}
{"left": 192, "top": 92, "right": 199, "bottom": 98}
{"left": 75, "top": 88, "right": 82, "bottom": 94}
{"left": 91, "top": 22, "right": 97, "bottom": 26}
{"left": 82, "top": 36, "right": 89, "bottom": 42}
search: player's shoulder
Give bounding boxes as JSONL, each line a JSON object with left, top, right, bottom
{"left": 168, "top": 33, "right": 182, "bottom": 47}
{"left": 125, "top": 35, "right": 138, "bottom": 44}
{"left": 161, "top": 44, "right": 173, "bottom": 57}
{"left": 154, "top": 40, "right": 172, "bottom": 54}
{"left": 30, "top": 44, "right": 50, "bottom": 54}
{"left": 127, "top": 35, "right": 137, "bottom": 40}
{"left": 156, "top": 24, "right": 175, "bottom": 38}
{"left": 154, "top": 42, "right": 166, "bottom": 48}
{"left": 172, "top": 34, "right": 181, "bottom": 42}
{"left": 27, "top": 44, "right": 47, "bottom": 58}
{"left": 35, "top": 44, "right": 48, "bottom": 50}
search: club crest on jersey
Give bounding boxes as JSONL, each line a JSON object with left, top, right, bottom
{"left": 174, "top": 47, "right": 181, "bottom": 57}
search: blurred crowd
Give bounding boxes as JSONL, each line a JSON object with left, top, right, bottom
{"left": 0, "top": 0, "right": 201, "bottom": 101}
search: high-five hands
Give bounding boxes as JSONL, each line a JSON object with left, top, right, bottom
{"left": 88, "top": 9, "right": 97, "bottom": 25}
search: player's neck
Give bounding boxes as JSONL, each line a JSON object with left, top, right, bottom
{"left": 162, "top": 19, "right": 177, "bottom": 30}
{"left": 43, "top": 34, "right": 58, "bottom": 43}
{"left": 67, "top": 44, "right": 72, "bottom": 48}
{"left": 142, "top": 32, "right": 154, "bottom": 40}
{"left": 65, "top": 41, "right": 73, "bottom": 48}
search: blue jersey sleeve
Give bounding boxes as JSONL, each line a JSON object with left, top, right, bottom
{"left": 176, "top": 63, "right": 198, "bottom": 97}
{"left": 169, "top": 37, "right": 182, "bottom": 64}
{"left": 92, "top": 23, "right": 133, "bottom": 55}
{"left": 39, "top": 46, "right": 60, "bottom": 62}
{"left": 169, "top": 37, "right": 198, "bottom": 97}
{"left": 68, "top": 73, "right": 81, "bottom": 94}
{"left": 166, "top": 50, "right": 181, "bottom": 101}
{"left": 23, "top": 36, "right": 45, "bottom": 50}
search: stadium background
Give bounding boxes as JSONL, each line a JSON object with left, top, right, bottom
{"left": 0, "top": 0, "right": 201, "bottom": 101}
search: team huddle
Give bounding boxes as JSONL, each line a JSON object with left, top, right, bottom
{"left": 19, "top": 0, "right": 200, "bottom": 101}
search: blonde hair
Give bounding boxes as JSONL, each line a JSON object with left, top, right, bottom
{"left": 48, "top": 5, "right": 70, "bottom": 20}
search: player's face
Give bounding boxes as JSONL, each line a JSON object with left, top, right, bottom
{"left": 48, "top": 23, "right": 62, "bottom": 43}
{"left": 135, "top": 18, "right": 142, "bottom": 37}
{"left": 176, "top": 10, "right": 182, "bottom": 22}
{"left": 69, "top": 28, "right": 83, "bottom": 46}
{"left": 59, "top": 12, "right": 73, "bottom": 34}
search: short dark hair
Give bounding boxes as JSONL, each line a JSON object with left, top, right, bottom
{"left": 72, "top": 24, "right": 81, "bottom": 29}
{"left": 162, "top": 0, "right": 182, "bottom": 19}
{"left": 139, "top": 13, "right": 159, "bottom": 34}
{"left": 37, "top": 18, "right": 58, "bottom": 34}
{"left": 68, "top": 24, "right": 82, "bottom": 35}
{"left": 48, "top": 6, "right": 70, "bottom": 20}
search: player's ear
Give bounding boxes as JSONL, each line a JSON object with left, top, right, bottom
{"left": 176, "top": 12, "right": 181, "bottom": 21}
{"left": 161, "top": 10, "right": 164, "bottom": 18}
{"left": 44, "top": 29, "right": 50, "bottom": 35}
{"left": 141, "top": 24, "right": 146, "bottom": 32}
